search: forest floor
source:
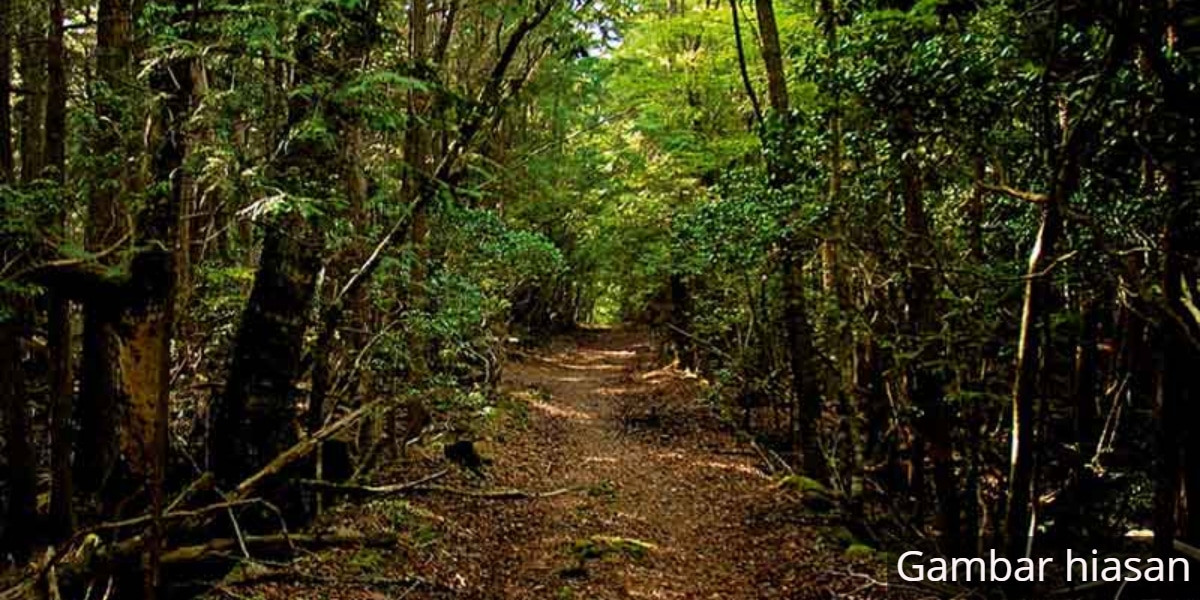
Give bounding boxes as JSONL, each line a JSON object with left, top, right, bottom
{"left": 206, "top": 328, "right": 891, "bottom": 600}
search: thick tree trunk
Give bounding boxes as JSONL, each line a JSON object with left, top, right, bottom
{"left": 123, "top": 48, "right": 191, "bottom": 596}
{"left": 782, "top": 253, "right": 828, "bottom": 481}
{"left": 16, "top": 16, "right": 47, "bottom": 183}
{"left": 212, "top": 8, "right": 346, "bottom": 486}
{"left": 45, "top": 0, "right": 75, "bottom": 538}
{"left": 752, "top": 0, "right": 788, "bottom": 120}
{"left": 212, "top": 221, "right": 321, "bottom": 485}
{"left": 79, "top": 0, "right": 135, "bottom": 498}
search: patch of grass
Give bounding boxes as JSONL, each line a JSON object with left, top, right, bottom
{"left": 776, "top": 475, "right": 828, "bottom": 494}
{"left": 412, "top": 523, "right": 440, "bottom": 547}
{"left": 347, "top": 548, "right": 387, "bottom": 574}
{"left": 556, "top": 585, "right": 576, "bottom": 599}
{"left": 844, "top": 543, "right": 876, "bottom": 560}
{"left": 777, "top": 475, "right": 838, "bottom": 512}
{"left": 586, "top": 479, "right": 617, "bottom": 500}
{"left": 369, "top": 498, "right": 444, "bottom": 533}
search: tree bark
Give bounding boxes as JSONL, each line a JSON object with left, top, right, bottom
{"left": 1003, "top": 194, "right": 1062, "bottom": 561}
{"left": 16, "top": 15, "right": 47, "bottom": 184}
{"left": 0, "top": 302, "right": 36, "bottom": 559}
{"left": 897, "top": 108, "right": 958, "bottom": 552}
{"left": 0, "top": 0, "right": 12, "bottom": 182}
{"left": 45, "top": 0, "right": 75, "bottom": 539}
{"left": 212, "top": 219, "right": 321, "bottom": 485}
{"left": 752, "top": 0, "right": 828, "bottom": 481}
{"left": 212, "top": 7, "right": 345, "bottom": 487}
{"left": 78, "top": 0, "right": 135, "bottom": 499}
{"left": 405, "top": 0, "right": 434, "bottom": 382}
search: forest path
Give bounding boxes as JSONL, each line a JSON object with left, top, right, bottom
{"left": 405, "top": 328, "right": 818, "bottom": 599}
{"left": 224, "top": 329, "right": 849, "bottom": 600}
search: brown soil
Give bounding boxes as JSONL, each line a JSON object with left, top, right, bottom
{"left": 213, "top": 329, "right": 889, "bottom": 600}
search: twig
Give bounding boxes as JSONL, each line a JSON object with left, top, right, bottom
{"left": 84, "top": 499, "right": 262, "bottom": 535}
{"left": 412, "top": 484, "right": 581, "bottom": 499}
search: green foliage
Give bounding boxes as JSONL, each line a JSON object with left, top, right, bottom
{"left": 571, "top": 535, "right": 655, "bottom": 562}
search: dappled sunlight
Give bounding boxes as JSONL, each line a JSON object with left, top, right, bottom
{"left": 695, "top": 460, "right": 767, "bottom": 478}
{"left": 587, "top": 350, "right": 637, "bottom": 359}
{"left": 536, "top": 359, "right": 624, "bottom": 372}
{"left": 553, "top": 375, "right": 589, "bottom": 383}
{"left": 528, "top": 398, "right": 595, "bottom": 421}
{"left": 647, "top": 450, "right": 764, "bottom": 478}
{"left": 596, "top": 385, "right": 639, "bottom": 396}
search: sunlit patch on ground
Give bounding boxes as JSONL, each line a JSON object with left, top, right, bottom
{"left": 528, "top": 397, "right": 595, "bottom": 421}
{"left": 694, "top": 460, "right": 768, "bottom": 478}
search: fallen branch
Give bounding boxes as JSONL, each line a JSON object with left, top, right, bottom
{"left": 0, "top": 401, "right": 388, "bottom": 599}
{"left": 232, "top": 398, "right": 387, "bottom": 501}
{"left": 225, "top": 568, "right": 430, "bottom": 590}
{"left": 413, "top": 484, "right": 581, "bottom": 499}
{"left": 84, "top": 499, "right": 263, "bottom": 535}
{"left": 299, "top": 469, "right": 450, "bottom": 495}
{"left": 160, "top": 532, "right": 397, "bottom": 565}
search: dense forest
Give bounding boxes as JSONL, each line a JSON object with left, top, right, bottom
{"left": 1, "top": 0, "right": 1198, "bottom": 597}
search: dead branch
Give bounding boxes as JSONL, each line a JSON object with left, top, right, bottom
{"left": 231, "top": 398, "right": 387, "bottom": 501}
{"left": 160, "top": 532, "right": 397, "bottom": 565}
{"left": 84, "top": 499, "right": 262, "bottom": 535}
{"left": 299, "top": 469, "right": 450, "bottom": 495}
{"left": 225, "top": 567, "right": 430, "bottom": 590}
{"left": 413, "top": 484, "right": 581, "bottom": 499}
{"left": 0, "top": 401, "right": 387, "bottom": 600}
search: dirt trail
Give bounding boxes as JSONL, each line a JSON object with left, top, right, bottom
{"left": 222, "top": 329, "right": 870, "bottom": 600}
{"left": 409, "top": 329, "right": 820, "bottom": 599}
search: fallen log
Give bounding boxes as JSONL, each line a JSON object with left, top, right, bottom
{"left": 0, "top": 400, "right": 389, "bottom": 600}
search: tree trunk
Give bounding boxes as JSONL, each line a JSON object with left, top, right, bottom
{"left": 668, "top": 273, "right": 693, "bottom": 369}
{"left": 898, "top": 108, "right": 958, "bottom": 552}
{"left": 1003, "top": 195, "right": 1063, "bottom": 560}
{"left": 752, "top": 0, "right": 788, "bottom": 120}
{"left": 45, "top": 0, "right": 75, "bottom": 538}
{"left": 968, "top": 153, "right": 985, "bottom": 261}
{"left": 752, "top": 0, "right": 829, "bottom": 481}
{"left": 78, "top": 0, "right": 135, "bottom": 499}
{"left": 405, "top": 0, "right": 433, "bottom": 381}
{"left": 211, "top": 219, "right": 321, "bottom": 485}
{"left": 212, "top": 8, "right": 346, "bottom": 487}
{"left": 16, "top": 15, "right": 47, "bottom": 184}
{"left": 123, "top": 45, "right": 191, "bottom": 596}
{"left": 0, "top": 301, "right": 36, "bottom": 559}
{"left": 0, "top": 0, "right": 12, "bottom": 182}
